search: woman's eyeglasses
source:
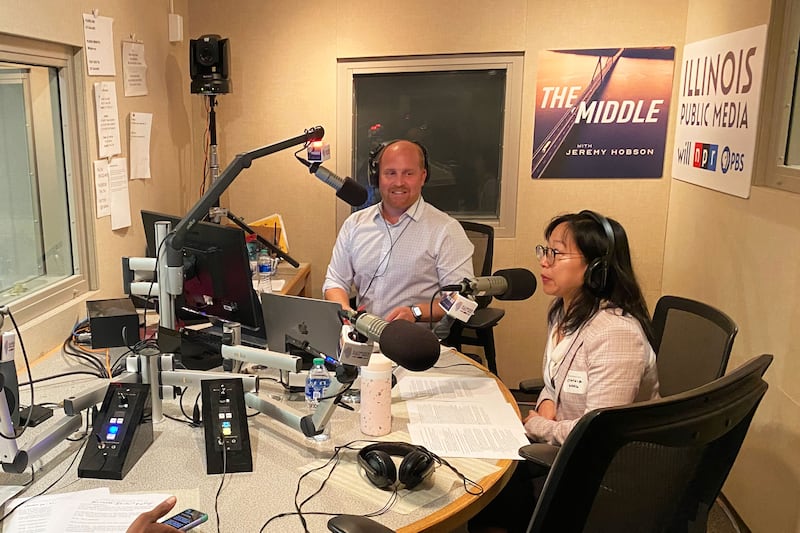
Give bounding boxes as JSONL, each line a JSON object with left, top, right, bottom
{"left": 535, "top": 245, "right": 582, "bottom": 265}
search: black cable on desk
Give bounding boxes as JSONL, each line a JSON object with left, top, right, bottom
{"left": 176, "top": 387, "right": 200, "bottom": 426}
{"left": 259, "top": 440, "right": 397, "bottom": 533}
{"left": 0, "top": 308, "right": 36, "bottom": 440}
{"left": 214, "top": 438, "right": 228, "bottom": 533}
{"left": 0, "top": 409, "right": 90, "bottom": 524}
{"left": 61, "top": 336, "right": 107, "bottom": 377}
{"left": 18, "top": 370, "right": 111, "bottom": 387}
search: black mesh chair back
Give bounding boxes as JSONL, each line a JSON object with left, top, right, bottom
{"left": 526, "top": 354, "right": 772, "bottom": 533}
{"left": 443, "top": 221, "right": 505, "bottom": 374}
{"left": 653, "top": 295, "right": 738, "bottom": 397}
{"left": 460, "top": 221, "right": 494, "bottom": 307}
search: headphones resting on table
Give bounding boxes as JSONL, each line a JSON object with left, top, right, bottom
{"left": 579, "top": 210, "right": 616, "bottom": 296}
{"left": 367, "top": 140, "right": 430, "bottom": 188}
{"left": 357, "top": 442, "right": 436, "bottom": 490}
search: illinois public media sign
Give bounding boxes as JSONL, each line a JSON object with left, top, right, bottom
{"left": 672, "top": 25, "right": 767, "bottom": 198}
{"left": 531, "top": 46, "right": 675, "bottom": 179}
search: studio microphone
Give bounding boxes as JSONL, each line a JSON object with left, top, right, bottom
{"left": 297, "top": 157, "right": 368, "bottom": 207}
{"left": 442, "top": 268, "right": 537, "bottom": 301}
{"left": 340, "top": 310, "right": 440, "bottom": 371}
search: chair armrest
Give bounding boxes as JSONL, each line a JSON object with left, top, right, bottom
{"left": 465, "top": 307, "right": 505, "bottom": 329}
{"left": 519, "top": 377, "right": 545, "bottom": 395}
{"left": 328, "top": 515, "right": 394, "bottom": 533}
{"left": 518, "top": 443, "right": 560, "bottom": 470}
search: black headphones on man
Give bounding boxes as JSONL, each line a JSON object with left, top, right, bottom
{"left": 367, "top": 140, "right": 430, "bottom": 188}
{"left": 579, "top": 210, "right": 616, "bottom": 296}
{"left": 357, "top": 442, "right": 436, "bottom": 490}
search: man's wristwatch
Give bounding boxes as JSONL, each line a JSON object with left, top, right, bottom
{"left": 410, "top": 305, "right": 423, "bottom": 322}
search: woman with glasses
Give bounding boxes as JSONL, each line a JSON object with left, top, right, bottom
{"left": 469, "top": 211, "right": 658, "bottom": 533}
{"left": 523, "top": 210, "right": 659, "bottom": 446}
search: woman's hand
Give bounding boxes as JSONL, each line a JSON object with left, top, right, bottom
{"left": 523, "top": 400, "right": 556, "bottom": 424}
{"left": 536, "top": 400, "right": 556, "bottom": 420}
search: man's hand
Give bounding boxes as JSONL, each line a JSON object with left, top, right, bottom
{"left": 126, "top": 496, "right": 179, "bottom": 533}
{"left": 385, "top": 306, "right": 415, "bottom": 323}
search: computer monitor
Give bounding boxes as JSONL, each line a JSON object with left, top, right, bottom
{"left": 140, "top": 210, "right": 264, "bottom": 338}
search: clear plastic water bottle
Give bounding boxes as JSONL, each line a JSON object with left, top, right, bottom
{"left": 256, "top": 249, "right": 273, "bottom": 294}
{"left": 305, "top": 357, "right": 331, "bottom": 410}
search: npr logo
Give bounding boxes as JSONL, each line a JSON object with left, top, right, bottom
{"left": 692, "top": 142, "right": 718, "bottom": 171}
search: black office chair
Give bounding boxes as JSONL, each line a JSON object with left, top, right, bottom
{"left": 518, "top": 294, "right": 739, "bottom": 398}
{"left": 652, "top": 295, "right": 738, "bottom": 397}
{"left": 443, "top": 221, "right": 505, "bottom": 374}
{"left": 520, "top": 353, "right": 773, "bottom": 533}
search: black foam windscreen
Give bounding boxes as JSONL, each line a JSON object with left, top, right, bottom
{"left": 379, "top": 320, "right": 440, "bottom": 371}
{"left": 493, "top": 268, "right": 537, "bottom": 301}
{"left": 336, "top": 177, "right": 368, "bottom": 206}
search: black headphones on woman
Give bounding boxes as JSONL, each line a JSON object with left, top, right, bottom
{"left": 367, "top": 140, "right": 430, "bottom": 187}
{"left": 357, "top": 442, "right": 436, "bottom": 490}
{"left": 579, "top": 210, "right": 616, "bottom": 296}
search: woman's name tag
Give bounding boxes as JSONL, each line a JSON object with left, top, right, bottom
{"left": 564, "top": 370, "right": 588, "bottom": 394}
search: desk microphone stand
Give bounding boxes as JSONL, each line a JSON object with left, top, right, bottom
{"left": 220, "top": 324, "right": 358, "bottom": 439}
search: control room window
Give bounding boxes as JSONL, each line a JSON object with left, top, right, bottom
{"left": 0, "top": 35, "right": 95, "bottom": 323}
{"left": 760, "top": 0, "right": 800, "bottom": 194}
{"left": 337, "top": 54, "right": 522, "bottom": 237}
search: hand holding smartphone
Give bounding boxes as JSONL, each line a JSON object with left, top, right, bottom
{"left": 160, "top": 508, "right": 208, "bottom": 531}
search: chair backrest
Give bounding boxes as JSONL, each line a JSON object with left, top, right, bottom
{"left": 527, "top": 353, "right": 773, "bottom": 533}
{"left": 652, "top": 295, "right": 738, "bottom": 397}
{"left": 459, "top": 221, "right": 493, "bottom": 308}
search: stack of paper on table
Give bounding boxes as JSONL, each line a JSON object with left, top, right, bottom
{"left": 397, "top": 375, "right": 530, "bottom": 459}
{"left": 3, "top": 488, "right": 174, "bottom": 533}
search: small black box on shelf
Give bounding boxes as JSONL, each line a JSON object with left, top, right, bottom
{"left": 87, "top": 298, "right": 140, "bottom": 349}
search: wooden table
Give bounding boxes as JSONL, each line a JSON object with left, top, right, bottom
{"left": 274, "top": 261, "right": 311, "bottom": 297}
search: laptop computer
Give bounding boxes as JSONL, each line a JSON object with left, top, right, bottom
{"left": 260, "top": 292, "right": 343, "bottom": 365}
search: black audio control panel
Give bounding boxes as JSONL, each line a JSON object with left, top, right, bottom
{"left": 201, "top": 378, "right": 252, "bottom": 474}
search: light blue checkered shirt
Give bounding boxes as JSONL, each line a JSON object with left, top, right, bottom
{"left": 323, "top": 197, "right": 474, "bottom": 319}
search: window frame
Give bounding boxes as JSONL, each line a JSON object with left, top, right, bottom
{"left": 336, "top": 53, "right": 523, "bottom": 237}
{"left": 0, "top": 34, "right": 97, "bottom": 325}
{"left": 757, "top": 0, "right": 800, "bottom": 194}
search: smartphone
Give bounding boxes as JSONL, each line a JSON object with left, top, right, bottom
{"left": 161, "top": 508, "right": 208, "bottom": 531}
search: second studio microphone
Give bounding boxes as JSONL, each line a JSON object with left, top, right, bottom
{"left": 341, "top": 310, "right": 440, "bottom": 371}
{"left": 442, "top": 268, "right": 537, "bottom": 301}
{"left": 307, "top": 164, "right": 368, "bottom": 207}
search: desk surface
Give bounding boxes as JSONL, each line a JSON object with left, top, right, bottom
{"left": 274, "top": 262, "right": 311, "bottom": 297}
{"left": 4, "top": 347, "right": 516, "bottom": 532}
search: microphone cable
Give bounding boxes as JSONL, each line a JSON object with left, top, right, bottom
{"left": 214, "top": 441, "right": 228, "bottom": 533}
{"left": 61, "top": 331, "right": 109, "bottom": 378}
{"left": 0, "top": 307, "right": 35, "bottom": 440}
{"left": 0, "top": 407, "right": 91, "bottom": 524}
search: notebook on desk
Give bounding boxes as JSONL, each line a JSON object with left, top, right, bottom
{"left": 260, "top": 293, "right": 343, "bottom": 365}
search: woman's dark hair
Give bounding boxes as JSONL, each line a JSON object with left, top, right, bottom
{"left": 545, "top": 212, "right": 654, "bottom": 346}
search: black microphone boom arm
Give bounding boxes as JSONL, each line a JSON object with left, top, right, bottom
{"left": 224, "top": 211, "right": 299, "bottom": 267}
{"left": 165, "top": 126, "right": 324, "bottom": 265}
